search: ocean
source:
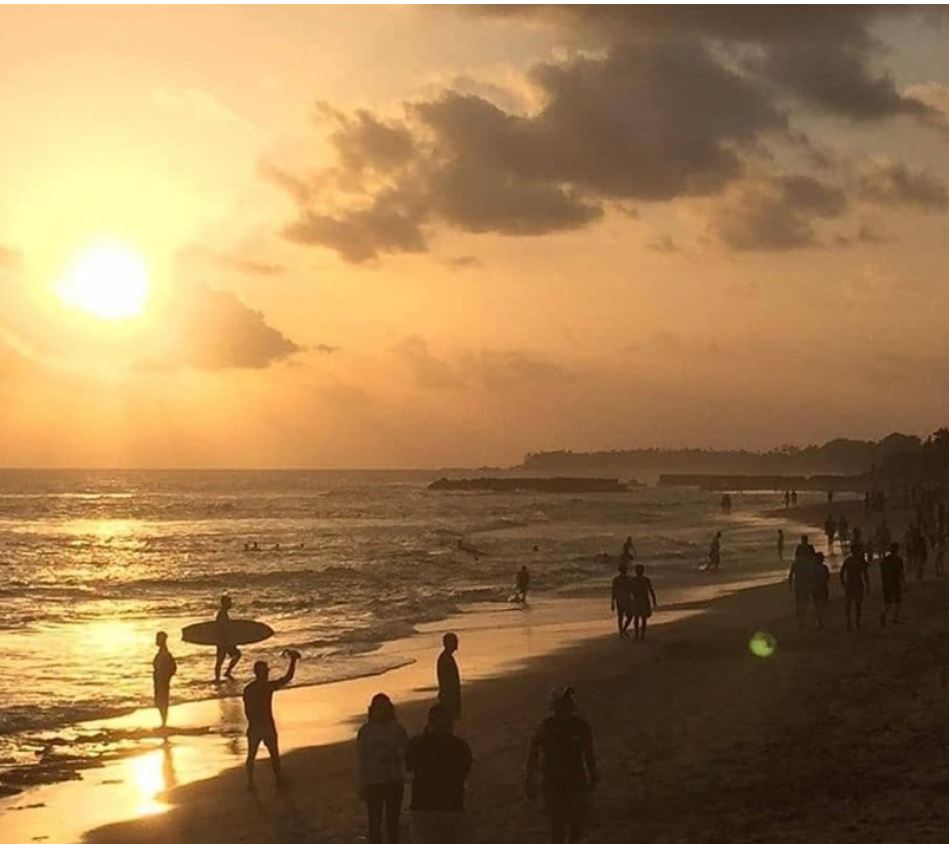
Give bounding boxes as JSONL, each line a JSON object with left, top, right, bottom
{"left": 0, "top": 469, "right": 794, "bottom": 784}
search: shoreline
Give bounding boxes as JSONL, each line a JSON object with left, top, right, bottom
{"left": 0, "top": 503, "right": 802, "bottom": 843}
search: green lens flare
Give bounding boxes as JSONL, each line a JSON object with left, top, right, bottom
{"left": 749, "top": 631, "right": 776, "bottom": 658}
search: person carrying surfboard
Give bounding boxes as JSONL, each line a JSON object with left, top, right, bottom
{"left": 243, "top": 648, "right": 301, "bottom": 790}
{"left": 214, "top": 595, "right": 242, "bottom": 682}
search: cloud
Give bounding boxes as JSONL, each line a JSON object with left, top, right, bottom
{"left": 444, "top": 255, "right": 483, "bottom": 270}
{"left": 272, "top": 40, "right": 785, "bottom": 262}
{"left": 647, "top": 236, "right": 678, "bottom": 254}
{"left": 139, "top": 284, "right": 301, "bottom": 371}
{"left": 152, "top": 87, "right": 250, "bottom": 128}
{"left": 313, "top": 343, "right": 340, "bottom": 354}
{"left": 393, "top": 336, "right": 571, "bottom": 393}
{"left": 179, "top": 245, "right": 284, "bottom": 276}
{"left": 710, "top": 174, "right": 847, "bottom": 251}
{"left": 857, "top": 159, "right": 949, "bottom": 211}
{"left": 835, "top": 222, "right": 888, "bottom": 248}
{"left": 393, "top": 335, "right": 465, "bottom": 390}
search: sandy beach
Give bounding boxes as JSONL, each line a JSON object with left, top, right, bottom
{"left": 7, "top": 499, "right": 949, "bottom": 843}
{"left": 77, "top": 570, "right": 949, "bottom": 844}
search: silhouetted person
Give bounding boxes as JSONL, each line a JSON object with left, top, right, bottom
{"left": 706, "top": 531, "right": 722, "bottom": 571}
{"left": 784, "top": 490, "right": 791, "bottom": 509}
{"left": 153, "top": 631, "right": 177, "bottom": 730}
{"left": 357, "top": 693, "right": 408, "bottom": 844}
{"left": 812, "top": 552, "right": 830, "bottom": 629}
{"left": 840, "top": 549, "right": 870, "bottom": 631}
{"left": 824, "top": 515, "right": 837, "bottom": 554}
{"left": 629, "top": 564, "right": 657, "bottom": 641}
{"left": 777, "top": 529, "right": 785, "bottom": 562}
{"left": 789, "top": 535, "right": 815, "bottom": 628}
{"left": 437, "top": 633, "right": 461, "bottom": 721}
{"left": 214, "top": 595, "right": 241, "bottom": 682}
{"left": 620, "top": 536, "right": 635, "bottom": 564}
{"left": 526, "top": 687, "right": 597, "bottom": 844}
{"left": 791, "top": 490, "right": 798, "bottom": 505}
{"left": 406, "top": 703, "right": 472, "bottom": 844}
{"left": 515, "top": 565, "right": 531, "bottom": 604}
{"left": 610, "top": 564, "right": 633, "bottom": 639}
{"left": 880, "top": 542, "right": 905, "bottom": 627}
{"left": 243, "top": 649, "right": 300, "bottom": 790}
{"left": 838, "top": 515, "right": 849, "bottom": 546}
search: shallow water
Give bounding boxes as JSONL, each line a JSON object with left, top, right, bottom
{"left": 0, "top": 470, "right": 807, "bottom": 787}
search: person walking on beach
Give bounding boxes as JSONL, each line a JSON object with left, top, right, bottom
{"left": 406, "top": 703, "right": 472, "bottom": 844}
{"left": 526, "top": 686, "right": 597, "bottom": 844}
{"left": 789, "top": 535, "right": 815, "bottom": 628}
{"left": 437, "top": 633, "right": 462, "bottom": 721}
{"left": 515, "top": 565, "right": 531, "bottom": 604}
{"left": 629, "top": 564, "right": 658, "bottom": 641}
{"left": 243, "top": 649, "right": 300, "bottom": 790}
{"left": 824, "top": 514, "right": 837, "bottom": 555}
{"left": 610, "top": 563, "right": 634, "bottom": 638}
{"left": 706, "top": 531, "right": 722, "bottom": 571}
{"left": 153, "top": 631, "right": 177, "bottom": 730}
{"left": 812, "top": 552, "right": 830, "bottom": 629}
{"left": 880, "top": 542, "right": 905, "bottom": 627}
{"left": 214, "top": 594, "right": 241, "bottom": 682}
{"left": 840, "top": 547, "right": 870, "bottom": 631}
{"left": 620, "top": 535, "right": 635, "bottom": 565}
{"left": 777, "top": 529, "right": 785, "bottom": 562}
{"left": 357, "top": 693, "right": 409, "bottom": 844}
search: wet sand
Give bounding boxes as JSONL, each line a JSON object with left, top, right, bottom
{"left": 83, "top": 573, "right": 949, "bottom": 843}
{"left": 1, "top": 577, "right": 765, "bottom": 844}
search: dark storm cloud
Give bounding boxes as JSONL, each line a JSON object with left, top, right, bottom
{"left": 143, "top": 284, "right": 301, "bottom": 371}
{"left": 858, "top": 159, "right": 949, "bottom": 210}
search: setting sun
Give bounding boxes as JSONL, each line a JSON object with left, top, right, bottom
{"left": 56, "top": 243, "right": 150, "bottom": 320}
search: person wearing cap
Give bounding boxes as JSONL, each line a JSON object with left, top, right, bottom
{"left": 436, "top": 632, "right": 461, "bottom": 721}
{"left": 526, "top": 687, "right": 597, "bottom": 844}
{"left": 152, "top": 630, "right": 177, "bottom": 730}
{"left": 406, "top": 703, "right": 472, "bottom": 844}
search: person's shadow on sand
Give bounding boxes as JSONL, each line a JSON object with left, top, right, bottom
{"left": 250, "top": 785, "right": 321, "bottom": 843}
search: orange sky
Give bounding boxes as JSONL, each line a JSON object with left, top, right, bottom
{"left": 2, "top": 6, "right": 949, "bottom": 468}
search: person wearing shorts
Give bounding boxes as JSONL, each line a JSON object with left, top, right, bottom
{"left": 610, "top": 564, "right": 634, "bottom": 638}
{"left": 526, "top": 687, "right": 596, "bottom": 844}
{"left": 880, "top": 542, "right": 905, "bottom": 627}
{"left": 629, "top": 564, "right": 658, "bottom": 641}
{"left": 214, "top": 595, "right": 242, "bottom": 682}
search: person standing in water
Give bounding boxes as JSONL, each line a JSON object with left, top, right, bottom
{"left": 777, "top": 529, "right": 785, "bottom": 563}
{"left": 706, "top": 532, "right": 722, "bottom": 571}
{"left": 840, "top": 546, "right": 870, "bottom": 631}
{"left": 437, "top": 633, "right": 461, "bottom": 722}
{"left": 526, "top": 686, "right": 597, "bottom": 844}
{"left": 357, "top": 693, "right": 409, "bottom": 844}
{"left": 515, "top": 565, "right": 531, "bottom": 604}
{"left": 824, "top": 515, "right": 837, "bottom": 555}
{"left": 629, "top": 564, "right": 658, "bottom": 641}
{"left": 214, "top": 595, "right": 242, "bottom": 682}
{"left": 243, "top": 649, "right": 300, "bottom": 790}
{"left": 610, "top": 563, "right": 634, "bottom": 639}
{"left": 153, "top": 631, "right": 177, "bottom": 730}
{"left": 880, "top": 542, "right": 905, "bottom": 627}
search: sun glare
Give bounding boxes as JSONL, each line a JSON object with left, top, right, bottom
{"left": 56, "top": 243, "right": 150, "bottom": 320}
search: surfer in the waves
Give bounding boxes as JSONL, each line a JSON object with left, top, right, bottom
{"left": 214, "top": 595, "right": 242, "bottom": 682}
{"left": 243, "top": 649, "right": 301, "bottom": 790}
